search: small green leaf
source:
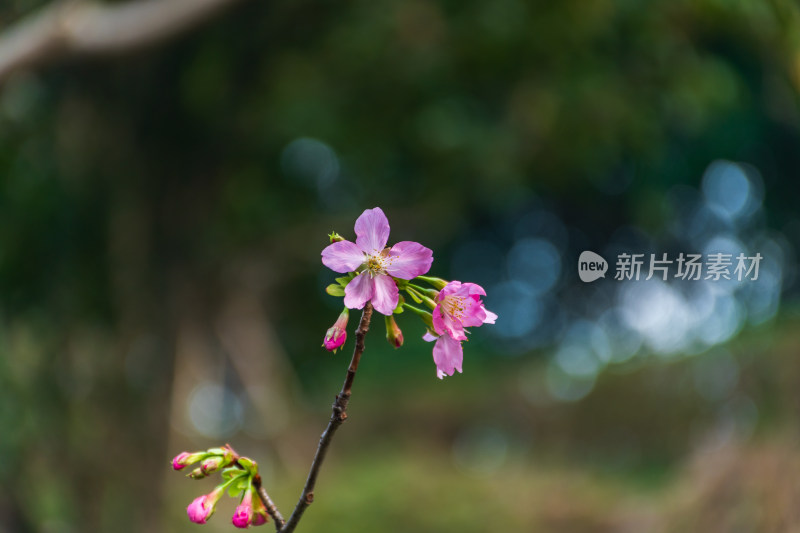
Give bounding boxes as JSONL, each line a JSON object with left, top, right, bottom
{"left": 326, "top": 284, "right": 345, "bottom": 296}
{"left": 336, "top": 273, "right": 355, "bottom": 286}
{"left": 221, "top": 467, "right": 240, "bottom": 482}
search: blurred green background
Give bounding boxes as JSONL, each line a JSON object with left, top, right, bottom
{"left": 1, "top": 0, "right": 800, "bottom": 531}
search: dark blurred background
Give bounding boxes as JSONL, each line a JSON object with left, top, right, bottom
{"left": 1, "top": 0, "right": 800, "bottom": 531}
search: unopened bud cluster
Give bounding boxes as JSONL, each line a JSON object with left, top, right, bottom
{"left": 172, "top": 445, "right": 269, "bottom": 528}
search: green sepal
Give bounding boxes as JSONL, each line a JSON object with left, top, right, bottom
{"left": 326, "top": 284, "right": 345, "bottom": 296}
{"left": 206, "top": 447, "right": 227, "bottom": 456}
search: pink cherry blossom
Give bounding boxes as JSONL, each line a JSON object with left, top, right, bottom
{"left": 423, "top": 331, "right": 464, "bottom": 379}
{"left": 322, "top": 207, "right": 433, "bottom": 316}
{"left": 323, "top": 308, "right": 349, "bottom": 352}
{"left": 432, "top": 281, "right": 497, "bottom": 341}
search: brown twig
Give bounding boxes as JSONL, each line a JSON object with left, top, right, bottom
{"left": 0, "top": 0, "right": 246, "bottom": 86}
{"left": 279, "top": 303, "right": 374, "bottom": 533}
{"left": 253, "top": 476, "right": 286, "bottom": 531}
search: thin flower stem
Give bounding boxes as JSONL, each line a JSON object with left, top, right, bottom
{"left": 279, "top": 303, "right": 374, "bottom": 533}
{"left": 407, "top": 283, "right": 439, "bottom": 300}
{"left": 405, "top": 286, "right": 436, "bottom": 309}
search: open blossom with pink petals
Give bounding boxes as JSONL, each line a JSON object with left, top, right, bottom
{"left": 423, "top": 331, "right": 464, "bottom": 379}
{"left": 322, "top": 207, "right": 433, "bottom": 315}
{"left": 433, "top": 281, "right": 497, "bottom": 341}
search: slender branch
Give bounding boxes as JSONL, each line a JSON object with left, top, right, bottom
{"left": 280, "top": 303, "right": 374, "bottom": 533}
{"left": 0, "top": 0, "right": 246, "bottom": 86}
{"left": 253, "top": 476, "right": 286, "bottom": 531}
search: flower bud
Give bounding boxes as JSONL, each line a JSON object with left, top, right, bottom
{"left": 201, "top": 456, "right": 225, "bottom": 475}
{"left": 232, "top": 488, "right": 254, "bottom": 528}
{"left": 188, "top": 466, "right": 208, "bottom": 479}
{"left": 322, "top": 308, "right": 349, "bottom": 353}
{"left": 172, "top": 451, "right": 207, "bottom": 470}
{"left": 328, "top": 231, "right": 345, "bottom": 243}
{"left": 250, "top": 487, "right": 270, "bottom": 526}
{"left": 416, "top": 275, "right": 448, "bottom": 290}
{"left": 187, "top": 484, "right": 225, "bottom": 524}
{"left": 385, "top": 315, "right": 404, "bottom": 348}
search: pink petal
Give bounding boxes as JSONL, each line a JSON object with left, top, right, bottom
{"left": 422, "top": 331, "right": 437, "bottom": 342}
{"left": 385, "top": 241, "right": 434, "bottom": 279}
{"left": 371, "top": 274, "right": 399, "bottom": 315}
{"left": 437, "top": 280, "right": 461, "bottom": 301}
{"left": 321, "top": 240, "right": 365, "bottom": 273}
{"left": 432, "top": 335, "right": 463, "bottom": 379}
{"left": 458, "top": 297, "right": 486, "bottom": 328}
{"left": 432, "top": 303, "right": 467, "bottom": 341}
{"left": 344, "top": 272, "right": 374, "bottom": 310}
{"left": 354, "top": 207, "right": 390, "bottom": 253}
{"left": 461, "top": 282, "right": 487, "bottom": 297}
{"left": 482, "top": 307, "right": 498, "bottom": 324}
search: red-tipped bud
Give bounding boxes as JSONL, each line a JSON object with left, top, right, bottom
{"left": 186, "top": 484, "right": 225, "bottom": 524}
{"left": 172, "top": 451, "right": 207, "bottom": 470}
{"left": 232, "top": 489, "right": 254, "bottom": 528}
{"left": 323, "top": 308, "right": 349, "bottom": 353}
{"left": 385, "top": 315, "right": 404, "bottom": 348}
{"left": 200, "top": 456, "right": 225, "bottom": 475}
{"left": 328, "top": 231, "right": 345, "bottom": 243}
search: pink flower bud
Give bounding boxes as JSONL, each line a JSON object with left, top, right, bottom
{"left": 232, "top": 489, "right": 254, "bottom": 528}
{"left": 172, "top": 451, "right": 206, "bottom": 470}
{"left": 187, "top": 495, "right": 212, "bottom": 524}
{"left": 186, "top": 485, "right": 225, "bottom": 524}
{"left": 385, "top": 315, "right": 404, "bottom": 348}
{"left": 250, "top": 488, "right": 270, "bottom": 526}
{"left": 323, "top": 308, "right": 349, "bottom": 353}
{"left": 201, "top": 456, "right": 224, "bottom": 474}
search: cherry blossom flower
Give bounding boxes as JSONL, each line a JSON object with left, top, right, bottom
{"left": 422, "top": 331, "right": 464, "bottom": 379}
{"left": 432, "top": 281, "right": 497, "bottom": 341}
{"left": 321, "top": 207, "right": 433, "bottom": 316}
